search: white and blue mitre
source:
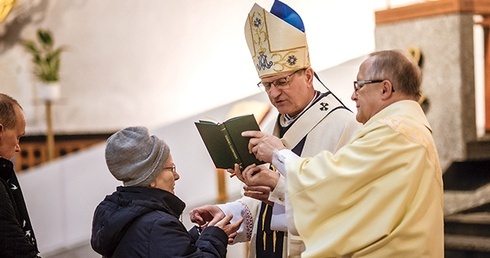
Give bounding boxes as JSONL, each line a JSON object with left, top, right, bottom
{"left": 245, "top": 0, "right": 310, "bottom": 78}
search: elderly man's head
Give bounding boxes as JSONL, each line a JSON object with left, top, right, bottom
{"left": 0, "top": 93, "right": 26, "bottom": 160}
{"left": 352, "top": 50, "right": 422, "bottom": 124}
{"left": 259, "top": 67, "right": 315, "bottom": 116}
{"left": 245, "top": 1, "right": 316, "bottom": 117}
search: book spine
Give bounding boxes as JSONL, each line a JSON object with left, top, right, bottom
{"left": 221, "top": 127, "right": 241, "bottom": 165}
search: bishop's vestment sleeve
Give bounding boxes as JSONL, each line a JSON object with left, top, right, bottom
{"left": 217, "top": 197, "right": 259, "bottom": 243}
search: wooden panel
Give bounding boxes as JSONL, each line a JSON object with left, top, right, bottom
{"left": 375, "top": 0, "right": 490, "bottom": 25}
{"left": 15, "top": 135, "right": 110, "bottom": 172}
{"left": 473, "top": 0, "right": 490, "bottom": 15}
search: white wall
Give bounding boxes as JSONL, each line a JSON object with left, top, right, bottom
{"left": 0, "top": 0, "right": 409, "bottom": 135}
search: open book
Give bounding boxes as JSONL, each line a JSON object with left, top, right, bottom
{"left": 195, "top": 114, "right": 265, "bottom": 170}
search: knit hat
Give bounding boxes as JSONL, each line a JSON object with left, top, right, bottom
{"left": 244, "top": 0, "right": 310, "bottom": 78}
{"left": 105, "top": 126, "right": 170, "bottom": 187}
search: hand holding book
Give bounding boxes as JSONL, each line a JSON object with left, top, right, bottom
{"left": 195, "top": 114, "right": 265, "bottom": 170}
{"left": 241, "top": 130, "right": 285, "bottom": 164}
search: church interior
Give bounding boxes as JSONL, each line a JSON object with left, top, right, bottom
{"left": 1, "top": 0, "right": 490, "bottom": 257}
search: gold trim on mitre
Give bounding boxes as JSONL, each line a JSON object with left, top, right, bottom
{"left": 244, "top": 3, "right": 310, "bottom": 78}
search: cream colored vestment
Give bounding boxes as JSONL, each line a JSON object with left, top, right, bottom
{"left": 282, "top": 100, "right": 444, "bottom": 258}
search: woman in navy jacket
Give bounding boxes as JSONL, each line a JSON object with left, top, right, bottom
{"left": 91, "top": 127, "right": 242, "bottom": 257}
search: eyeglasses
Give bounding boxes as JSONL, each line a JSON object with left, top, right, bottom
{"left": 257, "top": 69, "right": 305, "bottom": 92}
{"left": 163, "top": 165, "right": 177, "bottom": 173}
{"left": 353, "top": 80, "right": 384, "bottom": 92}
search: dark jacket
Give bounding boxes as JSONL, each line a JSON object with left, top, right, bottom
{"left": 91, "top": 186, "right": 228, "bottom": 257}
{"left": 0, "top": 158, "right": 40, "bottom": 258}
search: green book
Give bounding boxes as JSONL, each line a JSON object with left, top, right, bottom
{"left": 195, "top": 114, "right": 264, "bottom": 170}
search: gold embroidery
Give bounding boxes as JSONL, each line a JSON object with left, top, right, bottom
{"left": 270, "top": 164, "right": 277, "bottom": 172}
{"left": 262, "top": 205, "right": 268, "bottom": 250}
{"left": 273, "top": 230, "right": 277, "bottom": 252}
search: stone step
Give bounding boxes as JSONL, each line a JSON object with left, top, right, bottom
{"left": 445, "top": 234, "right": 490, "bottom": 257}
{"left": 443, "top": 159, "right": 490, "bottom": 191}
{"left": 445, "top": 212, "right": 490, "bottom": 237}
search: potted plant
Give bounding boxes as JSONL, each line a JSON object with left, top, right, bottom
{"left": 22, "top": 29, "right": 65, "bottom": 101}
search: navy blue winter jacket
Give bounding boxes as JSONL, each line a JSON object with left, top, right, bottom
{"left": 0, "top": 158, "right": 40, "bottom": 258}
{"left": 91, "top": 186, "right": 228, "bottom": 257}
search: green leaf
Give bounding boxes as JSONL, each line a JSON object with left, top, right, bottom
{"left": 20, "top": 28, "right": 65, "bottom": 83}
{"left": 37, "top": 29, "right": 53, "bottom": 47}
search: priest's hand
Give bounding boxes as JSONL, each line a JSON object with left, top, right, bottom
{"left": 239, "top": 164, "right": 279, "bottom": 205}
{"left": 244, "top": 185, "right": 273, "bottom": 206}
{"left": 241, "top": 164, "right": 279, "bottom": 189}
{"left": 242, "top": 131, "right": 285, "bottom": 163}
{"left": 211, "top": 214, "right": 243, "bottom": 244}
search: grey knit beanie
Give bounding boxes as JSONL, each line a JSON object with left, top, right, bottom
{"left": 105, "top": 126, "right": 170, "bottom": 187}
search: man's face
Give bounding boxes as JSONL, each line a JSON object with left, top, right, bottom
{"left": 0, "top": 105, "right": 26, "bottom": 160}
{"left": 351, "top": 58, "right": 384, "bottom": 124}
{"left": 260, "top": 68, "right": 313, "bottom": 117}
